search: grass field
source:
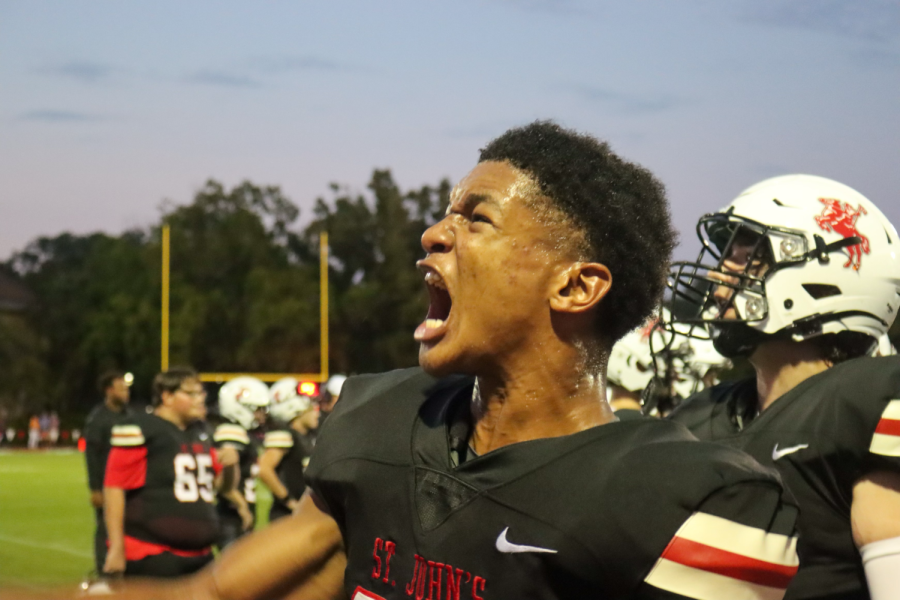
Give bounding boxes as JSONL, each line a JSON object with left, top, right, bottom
{"left": 0, "top": 450, "right": 273, "bottom": 588}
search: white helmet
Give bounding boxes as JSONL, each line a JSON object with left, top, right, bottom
{"left": 325, "top": 374, "right": 347, "bottom": 398}
{"left": 608, "top": 317, "right": 669, "bottom": 393}
{"left": 666, "top": 335, "right": 731, "bottom": 398}
{"left": 218, "top": 376, "right": 270, "bottom": 430}
{"left": 269, "top": 377, "right": 313, "bottom": 423}
{"left": 874, "top": 333, "right": 898, "bottom": 357}
{"left": 669, "top": 175, "right": 900, "bottom": 357}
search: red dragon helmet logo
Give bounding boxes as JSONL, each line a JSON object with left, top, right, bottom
{"left": 814, "top": 197, "right": 870, "bottom": 271}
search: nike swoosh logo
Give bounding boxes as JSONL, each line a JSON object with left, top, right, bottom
{"left": 772, "top": 443, "right": 809, "bottom": 461}
{"left": 495, "top": 527, "right": 557, "bottom": 554}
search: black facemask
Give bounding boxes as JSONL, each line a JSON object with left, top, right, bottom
{"left": 709, "top": 321, "right": 771, "bottom": 358}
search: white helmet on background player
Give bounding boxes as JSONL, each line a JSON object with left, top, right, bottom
{"left": 607, "top": 316, "right": 670, "bottom": 394}
{"left": 269, "top": 377, "right": 313, "bottom": 423}
{"left": 218, "top": 376, "right": 270, "bottom": 430}
{"left": 325, "top": 374, "right": 347, "bottom": 399}
{"left": 668, "top": 175, "right": 900, "bottom": 358}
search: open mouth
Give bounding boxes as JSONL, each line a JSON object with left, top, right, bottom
{"left": 415, "top": 269, "right": 452, "bottom": 342}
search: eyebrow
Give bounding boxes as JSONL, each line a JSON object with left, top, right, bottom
{"left": 447, "top": 192, "right": 499, "bottom": 216}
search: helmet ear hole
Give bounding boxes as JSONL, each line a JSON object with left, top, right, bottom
{"left": 802, "top": 283, "right": 842, "bottom": 299}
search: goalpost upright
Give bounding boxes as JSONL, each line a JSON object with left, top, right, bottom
{"left": 160, "top": 225, "right": 330, "bottom": 383}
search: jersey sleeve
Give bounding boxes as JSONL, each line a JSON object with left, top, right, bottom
{"left": 83, "top": 414, "right": 108, "bottom": 491}
{"left": 214, "top": 423, "right": 250, "bottom": 447}
{"left": 606, "top": 439, "right": 800, "bottom": 600}
{"left": 823, "top": 357, "right": 900, "bottom": 477}
{"left": 104, "top": 423, "right": 148, "bottom": 489}
{"left": 639, "top": 481, "right": 799, "bottom": 600}
{"left": 264, "top": 429, "right": 295, "bottom": 449}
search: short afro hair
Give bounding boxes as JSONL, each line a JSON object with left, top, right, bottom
{"left": 479, "top": 121, "right": 676, "bottom": 345}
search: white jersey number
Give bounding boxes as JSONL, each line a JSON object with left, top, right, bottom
{"left": 174, "top": 453, "right": 215, "bottom": 503}
{"left": 244, "top": 464, "right": 260, "bottom": 504}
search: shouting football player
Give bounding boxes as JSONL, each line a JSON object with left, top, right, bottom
{"left": 102, "top": 367, "right": 239, "bottom": 577}
{"left": 666, "top": 174, "right": 900, "bottom": 600}
{"left": 43, "top": 122, "right": 801, "bottom": 600}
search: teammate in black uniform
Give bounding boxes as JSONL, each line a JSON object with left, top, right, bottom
{"left": 68, "top": 122, "right": 799, "bottom": 600}
{"left": 259, "top": 377, "right": 318, "bottom": 521}
{"left": 666, "top": 175, "right": 900, "bottom": 600}
{"left": 102, "top": 367, "right": 238, "bottom": 577}
{"left": 214, "top": 376, "right": 269, "bottom": 547}
{"left": 83, "top": 370, "right": 131, "bottom": 573}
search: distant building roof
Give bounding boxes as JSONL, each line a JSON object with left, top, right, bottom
{"left": 0, "top": 272, "right": 34, "bottom": 312}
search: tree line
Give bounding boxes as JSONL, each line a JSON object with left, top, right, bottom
{"left": 0, "top": 171, "right": 450, "bottom": 421}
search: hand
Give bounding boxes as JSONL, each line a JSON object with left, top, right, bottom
{"left": 239, "top": 504, "right": 255, "bottom": 531}
{"left": 218, "top": 446, "right": 240, "bottom": 467}
{"left": 103, "top": 545, "right": 126, "bottom": 575}
{"left": 90, "top": 490, "right": 104, "bottom": 509}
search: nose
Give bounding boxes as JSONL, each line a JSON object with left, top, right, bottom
{"left": 421, "top": 217, "right": 453, "bottom": 255}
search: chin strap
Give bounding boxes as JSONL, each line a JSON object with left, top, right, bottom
{"left": 861, "top": 535, "right": 900, "bottom": 600}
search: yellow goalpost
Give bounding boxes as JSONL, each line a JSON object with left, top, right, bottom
{"left": 160, "top": 224, "right": 330, "bottom": 384}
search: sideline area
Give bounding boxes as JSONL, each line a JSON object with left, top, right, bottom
{"left": 0, "top": 451, "right": 273, "bottom": 587}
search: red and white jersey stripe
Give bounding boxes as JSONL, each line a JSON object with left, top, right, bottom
{"left": 869, "top": 400, "right": 900, "bottom": 457}
{"left": 644, "top": 512, "right": 799, "bottom": 600}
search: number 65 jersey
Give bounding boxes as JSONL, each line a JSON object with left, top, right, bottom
{"left": 105, "top": 413, "right": 222, "bottom": 554}
{"left": 306, "top": 368, "right": 801, "bottom": 600}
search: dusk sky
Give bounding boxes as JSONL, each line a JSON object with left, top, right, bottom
{"left": 3, "top": 0, "right": 899, "bottom": 261}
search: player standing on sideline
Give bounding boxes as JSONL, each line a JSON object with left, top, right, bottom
{"left": 37, "top": 122, "right": 800, "bottom": 600}
{"left": 83, "top": 370, "right": 131, "bottom": 574}
{"left": 214, "top": 376, "right": 269, "bottom": 547}
{"left": 666, "top": 175, "right": 900, "bottom": 600}
{"left": 102, "top": 367, "right": 238, "bottom": 577}
{"left": 259, "top": 378, "right": 318, "bottom": 521}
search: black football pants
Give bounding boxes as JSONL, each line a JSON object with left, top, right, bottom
{"left": 217, "top": 513, "right": 250, "bottom": 550}
{"left": 93, "top": 508, "right": 107, "bottom": 574}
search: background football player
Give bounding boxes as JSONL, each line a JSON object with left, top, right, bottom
{"left": 83, "top": 370, "right": 132, "bottom": 574}
{"left": 607, "top": 310, "right": 729, "bottom": 418}
{"left": 102, "top": 367, "right": 238, "bottom": 577}
{"left": 258, "top": 377, "right": 318, "bottom": 521}
{"left": 666, "top": 174, "right": 900, "bottom": 600}
{"left": 214, "top": 376, "right": 269, "bottom": 548}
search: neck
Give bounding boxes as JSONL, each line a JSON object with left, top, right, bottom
{"left": 104, "top": 397, "right": 124, "bottom": 412}
{"left": 469, "top": 340, "right": 615, "bottom": 454}
{"left": 749, "top": 339, "right": 831, "bottom": 411}
{"left": 154, "top": 406, "right": 187, "bottom": 430}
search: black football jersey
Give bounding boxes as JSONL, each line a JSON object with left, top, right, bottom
{"left": 667, "top": 356, "right": 900, "bottom": 600}
{"left": 214, "top": 422, "right": 259, "bottom": 514}
{"left": 306, "top": 368, "right": 801, "bottom": 600}
{"left": 263, "top": 423, "right": 314, "bottom": 507}
{"left": 110, "top": 413, "right": 219, "bottom": 550}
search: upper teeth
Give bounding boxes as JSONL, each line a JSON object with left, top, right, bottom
{"left": 425, "top": 319, "right": 444, "bottom": 328}
{"left": 424, "top": 270, "right": 446, "bottom": 289}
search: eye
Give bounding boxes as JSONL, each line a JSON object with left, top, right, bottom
{"left": 472, "top": 212, "right": 493, "bottom": 225}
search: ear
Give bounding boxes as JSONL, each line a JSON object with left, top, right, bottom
{"left": 160, "top": 390, "right": 175, "bottom": 408}
{"left": 549, "top": 262, "right": 612, "bottom": 314}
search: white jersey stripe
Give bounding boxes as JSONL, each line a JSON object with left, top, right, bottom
{"left": 111, "top": 435, "right": 145, "bottom": 447}
{"left": 675, "top": 512, "right": 798, "bottom": 567}
{"left": 870, "top": 432, "right": 900, "bottom": 457}
{"left": 646, "top": 558, "right": 787, "bottom": 600}
{"left": 879, "top": 399, "right": 900, "bottom": 421}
